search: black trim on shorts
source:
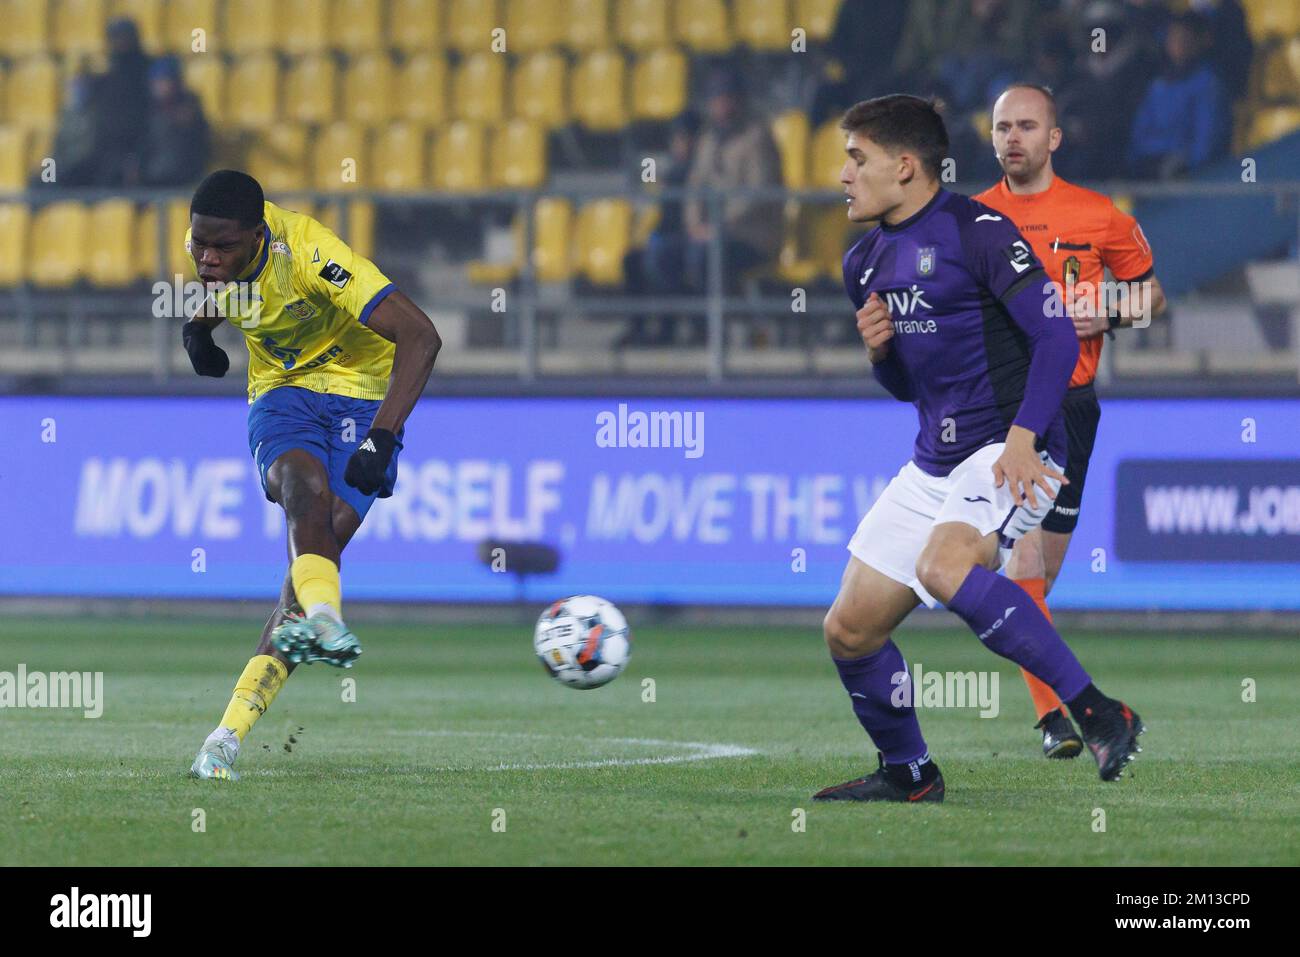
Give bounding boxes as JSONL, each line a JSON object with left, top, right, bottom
{"left": 1041, "top": 381, "right": 1101, "bottom": 534}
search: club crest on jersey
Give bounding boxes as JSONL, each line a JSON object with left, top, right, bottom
{"left": 916, "top": 246, "right": 936, "bottom": 277}
{"left": 285, "top": 298, "right": 317, "bottom": 321}
{"left": 271, "top": 240, "right": 291, "bottom": 256}
{"left": 319, "top": 259, "right": 352, "bottom": 288}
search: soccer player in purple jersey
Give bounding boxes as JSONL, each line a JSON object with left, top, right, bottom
{"left": 814, "top": 96, "right": 1144, "bottom": 802}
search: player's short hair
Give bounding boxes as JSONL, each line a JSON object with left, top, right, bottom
{"left": 839, "top": 95, "right": 948, "bottom": 182}
{"left": 995, "top": 83, "right": 1059, "bottom": 128}
{"left": 190, "top": 169, "right": 265, "bottom": 229}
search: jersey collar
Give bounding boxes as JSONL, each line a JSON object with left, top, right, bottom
{"left": 235, "top": 222, "right": 271, "bottom": 283}
{"left": 880, "top": 187, "right": 946, "bottom": 233}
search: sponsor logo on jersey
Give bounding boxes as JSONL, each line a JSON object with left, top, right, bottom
{"left": 881, "top": 284, "right": 933, "bottom": 320}
{"left": 319, "top": 259, "right": 352, "bottom": 288}
{"left": 285, "top": 298, "right": 317, "bottom": 321}
{"left": 916, "top": 246, "right": 936, "bottom": 277}
{"left": 271, "top": 240, "right": 291, "bottom": 256}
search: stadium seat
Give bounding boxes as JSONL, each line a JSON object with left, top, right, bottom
{"left": 164, "top": 198, "right": 193, "bottom": 280}
{"left": 285, "top": 55, "right": 339, "bottom": 126}
{"left": 773, "top": 202, "right": 821, "bottom": 287}
{"left": 734, "top": 0, "right": 790, "bottom": 51}
{"left": 247, "top": 124, "right": 310, "bottom": 194}
{"left": 86, "top": 200, "right": 137, "bottom": 288}
{"left": 183, "top": 53, "right": 225, "bottom": 120}
{"left": 565, "top": 0, "right": 611, "bottom": 50}
{"left": 809, "top": 118, "right": 848, "bottom": 189}
{"left": 111, "top": 0, "right": 165, "bottom": 53}
{"left": 162, "top": 0, "right": 217, "bottom": 53}
{"left": 30, "top": 202, "right": 88, "bottom": 287}
{"left": 1260, "top": 39, "right": 1300, "bottom": 101}
{"left": 279, "top": 0, "right": 330, "bottom": 56}
{"left": 0, "top": 204, "right": 31, "bottom": 288}
{"left": 533, "top": 197, "right": 574, "bottom": 282}
{"left": 453, "top": 52, "right": 507, "bottom": 124}
{"left": 489, "top": 119, "right": 547, "bottom": 188}
{"left": 225, "top": 54, "right": 281, "bottom": 129}
{"left": 372, "top": 121, "right": 429, "bottom": 190}
{"left": 616, "top": 0, "right": 672, "bottom": 51}
{"left": 771, "top": 109, "right": 810, "bottom": 189}
{"left": 795, "top": 0, "right": 843, "bottom": 42}
{"left": 388, "top": 0, "right": 441, "bottom": 54}
{"left": 446, "top": 0, "right": 500, "bottom": 53}
{"left": 1242, "top": 0, "right": 1300, "bottom": 42}
{"left": 1249, "top": 106, "right": 1300, "bottom": 147}
{"left": 0, "top": 127, "right": 28, "bottom": 191}
{"left": 574, "top": 199, "right": 632, "bottom": 286}
{"left": 53, "top": 0, "right": 108, "bottom": 59}
{"left": 6, "top": 56, "right": 61, "bottom": 132}
{"left": 571, "top": 49, "right": 626, "bottom": 131}
{"left": 631, "top": 46, "right": 687, "bottom": 121}
{"left": 314, "top": 121, "right": 371, "bottom": 190}
{"left": 505, "top": 0, "right": 563, "bottom": 53}
{"left": 673, "top": 0, "right": 730, "bottom": 53}
{"left": 396, "top": 52, "right": 447, "bottom": 125}
{"left": 432, "top": 121, "right": 486, "bottom": 191}
{"left": 331, "top": 0, "right": 386, "bottom": 55}
{"left": 511, "top": 52, "right": 568, "bottom": 129}
{"left": 344, "top": 52, "right": 396, "bottom": 126}
{"left": 133, "top": 202, "right": 158, "bottom": 281}
{"left": 0, "top": 0, "right": 50, "bottom": 58}
{"left": 311, "top": 199, "right": 374, "bottom": 257}
{"left": 223, "top": 0, "right": 281, "bottom": 55}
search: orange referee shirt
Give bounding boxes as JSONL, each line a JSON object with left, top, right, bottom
{"left": 973, "top": 175, "right": 1154, "bottom": 388}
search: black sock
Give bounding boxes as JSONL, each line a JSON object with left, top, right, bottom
{"left": 1066, "top": 682, "right": 1108, "bottom": 720}
{"left": 885, "top": 752, "right": 938, "bottom": 788}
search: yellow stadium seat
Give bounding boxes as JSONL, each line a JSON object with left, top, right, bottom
{"left": 388, "top": 0, "right": 441, "bottom": 54}
{"left": 332, "top": 0, "right": 385, "bottom": 55}
{"left": 164, "top": 198, "right": 193, "bottom": 280}
{"left": 490, "top": 119, "right": 547, "bottom": 188}
{"left": 346, "top": 53, "right": 396, "bottom": 126}
{"left": 432, "top": 121, "right": 486, "bottom": 191}
{"left": 314, "top": 200, "right": 376, "bottom": 259}
{"left": 572, "top": 49, "right": 625, "bottom": 131}
{"left": 226, "top": 54, "right": 281, "bottom": 129}
{"left": 163, "top": 0, "right": 217, "bottom": 53}
{"left": 7, "top": 57, "right": 61, "bottom": 132}
{"left": 511, "top": 52, "right": 568, "bottom": 128}
{"left": 285, "top": 55, "right": 339, "bottom": 126}
{"left": 247, "top": 124, "right": 309, "bottom": 193}
{"left": 1261, "top": 39, "right": 1300, "bottom": 100}
{"left": 31, "top": 202, "right": 88, "bottom": 287}
{"left": 279, "top": 0, "right": 330, "bottom": 55}
{"left": 54, "top": 0, "right": 108, "bottom": 59}
{"left": 1, "top": 0, "right": 50, "bottom": 58}
{"left": 314, "top": 121, "right": 371, "bottom": 190}
{"left": 1243, "top": 0, "right": 1300, "bottom": 42}
{"left": 223, "top": 0, "right": 280, "bottom": 55}
{"left": 795, "top": 0, "right": 842, "bottom": 42}
{"left": 616, "top": 0, "right": 671, "bottom": 51}
{"left": 674, "top": 0, "right": 729, "bottom": 53}
{"left": 1249, "top": 106, "right": 1300, "bottom": 147}
{"left": 631, "top": 46, "right": 686, "bottom": 121}
{"left": 372, "top": 121, "right": 429, "bottom": 189}
{"left": 447, "top": 0, "right": 500, "bottom": 53}
{"left": 28, "top": 130, "right": 54, "bottom": 180}
{"left": 574, "top": 199, "right": 632, "bottom": 285}
{"left": 467, "top": 214, "right": 525, "bottom": 284}
{"left": 734, "top": 0, "right": 790, "bottom": 50}
{"left": 566, "top": 0, "right": 610, "bottom": 50}
{"left": 134, "top": 202, "right": 157, "bottom": 281}
{"left": 0, "top": 204, "right": 31, "bottom": 288}
{"left": 87, "top": 199, "right": 137, "bottom": 288}
{"left": 809, "top": 118, "right": 848, "bottom": 189}
{"left": 505, "top": 0, "right": 562, "bottom": 52}
{"left": 396, "top": 52, "right": 447, "bottom": 124}
{"left": 774, "top": 202, "right": 821, "bottom": 286}
{"left": 533, "top": 197, "right": 573, "bottom": 282}
{"left": 0, "top": 127, "right": 28, "bottom": 192}
{"left": 183, "top": 53, "right": 225, "bottom": 120}
{"left": 453, "top": 52, "right": 507, "bottom": 123}
{"left": 111, "top": 0, "right": 165, "bottom": 53}
{"left": 771, "top": 109, "right": 809, "bottom": 189}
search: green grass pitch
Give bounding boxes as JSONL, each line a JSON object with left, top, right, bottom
{"left": 1, "top": 615, "right": 1296, "bottom": 866}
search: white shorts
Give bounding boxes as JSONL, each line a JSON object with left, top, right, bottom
{"left": 847, "top": 442, "right": 1061, "bottom": 608}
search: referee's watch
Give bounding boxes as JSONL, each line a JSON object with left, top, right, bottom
{"left": 1104, "top": 311, "right": 1124, "bottom": 340}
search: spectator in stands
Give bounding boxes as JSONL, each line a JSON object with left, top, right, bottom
{"left": 140, "top": 56, "right": 211, "bottom": 186}
{"left": 682, "top": 70, "right": 784, "bottom": 344}
{"left": 1128, "top": 13, "right": 1230, "bottom": 179}
{"left": 810, "top": 0, "right": 909, "bottom": 124}
{"left": 618, "top": 111, "right": 700, "bottom": 347}
{"left": 1188, "top": 0, "right": 1252, "bottom": 101}
{"left": 38, "top": 75, "right": 102, "bottom": 188}
{"left": 96, "top": 17, "right": 152, "bottom": 186}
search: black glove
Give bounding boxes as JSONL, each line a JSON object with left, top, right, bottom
{"left": 345, "top": 427, "right": 398, "bottom": 495}
{"left": 182, "top": 321, "right": 230, "bottom": 377}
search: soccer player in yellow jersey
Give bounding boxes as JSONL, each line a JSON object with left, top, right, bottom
{"left": 182, "top": 170, "right": 441, "bottom": 781}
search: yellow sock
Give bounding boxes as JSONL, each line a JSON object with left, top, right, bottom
{"left": 218, "top": 655, "right": 289, "bottom": 742}
{"left": 290, "top": 553, "right": 342, "bottom": 622}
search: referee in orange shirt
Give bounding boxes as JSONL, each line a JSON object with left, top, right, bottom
{"left": 975, "top": 84, "right": 1167, "bottom": 759}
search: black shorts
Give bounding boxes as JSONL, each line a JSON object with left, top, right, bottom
{"left": 1042, "top": 381, "right": 1100, "bottom": 535}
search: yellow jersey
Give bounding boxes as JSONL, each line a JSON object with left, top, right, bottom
{"left": 186, "top": 201, "right": 397, "bottom": 403}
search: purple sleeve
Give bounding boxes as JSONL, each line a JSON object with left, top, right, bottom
{"left": 1002, "top": 281, "right": 1078, "bottom": 437}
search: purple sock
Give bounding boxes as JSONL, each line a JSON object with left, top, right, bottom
{"left": 832, "top": 639, "right": 929, "bottom": 765}
{"left": 948, "top": 565, "right": 1091, "bottom": 701}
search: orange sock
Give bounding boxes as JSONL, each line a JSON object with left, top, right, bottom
{"left": 1014, "top": 577, "right": 1066, "bottom": 720}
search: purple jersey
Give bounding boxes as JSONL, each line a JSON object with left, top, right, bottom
{"left": 843, "top": 188, "right": 1078, "bottom": 476}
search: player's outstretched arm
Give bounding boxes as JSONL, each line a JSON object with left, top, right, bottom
{"left": 344, "top": 290, "right": 441, "bottom": 494}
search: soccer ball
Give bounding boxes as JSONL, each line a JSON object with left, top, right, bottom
{"left": 534, "top": 595, "right": 631, "bottom": 690}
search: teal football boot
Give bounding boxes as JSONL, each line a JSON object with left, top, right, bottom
{"left": 189, "top": 731, "right": 240, "bottom": 781}
{"left": 271, "top": 613, "right": 363, "bottom": 668}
